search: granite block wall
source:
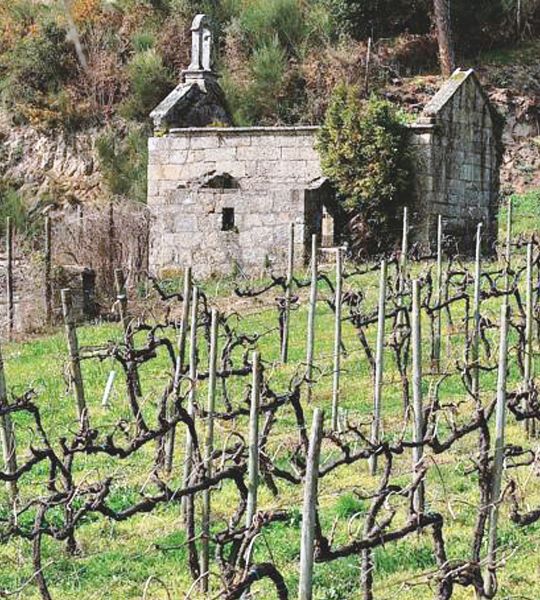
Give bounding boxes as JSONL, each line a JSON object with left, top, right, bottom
{"left": 410, "top": 71, "right": 499, "bottom": 250}
{"left": 150, "top": 187, "right": 316, "bottom": 278}
{"left": 148, "top": 127, "right": 326, "bottom": 278}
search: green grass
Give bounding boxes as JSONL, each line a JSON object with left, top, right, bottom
{"left": 499, "top": 189, "right": 540, "bottom": 238}
{"left": 0, "top": 192, "right": 539, "bottom": 599}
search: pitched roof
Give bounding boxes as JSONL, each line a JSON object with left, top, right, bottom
{"left": 425, "top": 69, "right": 478, "bottom": 115}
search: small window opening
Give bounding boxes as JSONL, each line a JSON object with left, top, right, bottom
{"left": 222, "top": 207, "right": 235, "bottom": 231}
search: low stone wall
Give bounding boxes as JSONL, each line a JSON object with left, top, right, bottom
{"left": 0, "top": 256, "right": 96, "bottom": 334}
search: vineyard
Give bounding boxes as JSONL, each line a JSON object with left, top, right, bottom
{"left": 1, "top": 195, "right": 540, "bottom": 600}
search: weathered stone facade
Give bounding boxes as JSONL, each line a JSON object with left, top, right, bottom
{"left": 409, "top": 69, "right": 500, "bottom": 249}
{"left": 148, "top": 127, "right": 330, "bottom": 278}
{"left": 148, "top": 17, "right": 500, "bottom": 278}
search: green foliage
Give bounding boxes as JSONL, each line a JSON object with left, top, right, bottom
{"left": 451, "top": 0, "right": 516, "bottom": 53}
{"left": 327, "top": 0, "right": 539, "bottom": 52}
{"left": 317, "top": 86, "right": 412, "bottom": 250}
{"left": 120, "top": 49, "right": 173, "bottom": 121}
{"left": 131, "top": 30, "right": 156, "bottom": 52}
{"left": 220, "top": 0, "right": 336, "bottom": 125}
{"left": 238, "top": 0, "right": 307, "bottom": 51}
{"left": 326, "top": 0, "right": 430, "bottom": 40}
{"left": 0, "top": 0, "right": 538, "bottom": 132}
{"left": 0, "top": 21, "right": 77, "bottom": 111}
{"left": 224, "top": 37, "right": 288, "bottom": 125}
{"left": 0, "top": 182, "right": 29, "bottom": 236}
{"left": 96, "top": 125, "right": 150, "bottom": 202}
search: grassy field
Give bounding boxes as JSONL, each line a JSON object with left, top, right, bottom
{"left": 0, "top": 192, "right": 539, "bottom": 600}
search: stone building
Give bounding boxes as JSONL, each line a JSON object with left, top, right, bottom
{"left": 409, "top": 69, "right": 501, "bottom": 249}
{"left": 148, "top": 15, "right": 500, "bottom": 278}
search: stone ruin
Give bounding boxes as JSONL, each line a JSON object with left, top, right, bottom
{"left": 148, "top": 14, "right": 501, "bottom": 278}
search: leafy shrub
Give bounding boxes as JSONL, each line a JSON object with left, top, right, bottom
{"left": 0, "top": 21, "right": 78, "bottom": 110}
{"left": 224, "top": 37, "right": 287, "bottom": 125}
{"left": 327, "top": 0, "right": 431, "bottom": 40}
{"left": 317, "top": 86, "right": 413, "bottom": 253}
{"left": 156, "top": 13, "right": 191, "bottom": 75}
{"left": 132, "top": 30, "right": 156, "bottom": 51}
{"left": 81, "top": 38, "right": 127, "bottom": 121}
{"left": 120, "top": 48, "right": 173, "bottom": 120}
{"left": 96, "top": 124, "right": 150, "bottom": 203}
{"left": 328, "top": 0, "right": 540, "bottom": 53}
{"left": 451, "top": 0, "right": 528, "bottom": 53}
{"left": 238, "top": 0, "right": 306, "bottom": 52}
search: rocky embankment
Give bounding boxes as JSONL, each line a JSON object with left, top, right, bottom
{"left": 0, "top": 111, "right": 103, "bottom": 207}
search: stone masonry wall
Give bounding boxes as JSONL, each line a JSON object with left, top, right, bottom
{"left": 148, "top": 126, "right": 322, "bottom": 192}
{"left": 148, "top": 127, "right": 324, "bottom": 277}
{"left": 410, "top": 71, "right": 499, "bottom": 250}
{"left": 150, "top": 188, "right": 318, "bottom": 278}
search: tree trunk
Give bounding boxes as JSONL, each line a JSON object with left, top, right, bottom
{"left": 433, "top": 0, "right": 456, "bottom": 77}
{"left": 62, "top": 0, "right": 88, "bottom": 71}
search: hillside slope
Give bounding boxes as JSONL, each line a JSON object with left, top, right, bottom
{"left": 0, "top": 1, "right": 538, "bottom": 208}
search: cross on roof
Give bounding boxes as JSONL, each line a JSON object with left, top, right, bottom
{"left": 187, "top": 14, "right": 213, "bottom": 72}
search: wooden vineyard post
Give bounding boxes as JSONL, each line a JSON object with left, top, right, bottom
{"left": 0, "top": 340, "right": 18, "bottom": 504}
{"left": 472, "top": 223, "right": 482, "bottom": 402}
{"left": 401, "top": 207, "right": 409, "bottom": 276}
{"left": 504, "top": 197, "right": 513, "bottom": 297}
{"left": 524, "top": 242, "right": 534, "bottom": 435}
{"left": 173, "top": 268, "right": 193, "bottom": 392}
{"left": 44, "top": 216, "right": 53, "bottom": 326}
{"left": 432, "top": 215, "right": 443, "bottom": 372}
{"left": 101, "top": 370, "right": 117, "bottom": 408}
{"left": 108, "top": 201, "right": 115, "bottom": 287}
{"left": 114, "top": 268, "right": 142, "bottom": 398}
{"left": 201, "top": 308, "right": 218, "bottom": 593}
{"left": 246, "top": 351, "right": 260, "bottom": 528}
{"left": 400, "top": 207, "right": 408, "bottom": 288}
{"left": 166, "top": 267, "right": 192, "bottom": 474}
{"left": 281, "top": 223, "right": 295, "bottom": 364}
{"left": 369, "top": 260, "right": 387, "bottom": 476}
{"left": 114, "top": 268, "right": 129, "bottom": 333}
{"left": 411, "top": 279, "right": 424, "bottom": 514}
{"left": 61, "top": 289, "right": 88, "bottom": 428}
{"left": 182, "top": 286, "right": 198, "bottom": 509}
{"left": 298, "top": 408, "right": 324, "bottom": 600}
{"left": 6, "top": 217, "right": 14, "bottom": 339}
{"left": 397, "top": 207, "right": 408, "bottom": 338}
{"left": 306, "top": 234, "right": 317, "bottom": 403}
{"left": 331, "top": 247, "right": 343, "bottom": 431}
{"left": 182, "top": 286, "right": 200, "bottom": 578}
{"left": 484, "top": 303, "right": 509, "bottom": 597}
